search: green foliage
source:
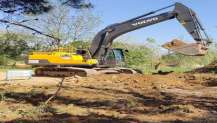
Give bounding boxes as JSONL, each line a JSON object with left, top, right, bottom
{"left": 0, "top": 32, "right": 30, "bottom": 58}
{"left": 113, "top": 39, "right": 217, "bottom": 73}
{"left": 125, "top": 46, "right": 154, "bottom": 72}
{"left": 67, "top": 39, "right": 217, "bottom": 74}
{"left": 0, "top": 54, "right": 13, "bottom": 66}
{"left": 112, "top": 40, "right": 159, "bottom": 73}
{"left": 158, "top": 43, "right": 217, "bottom": 73}
{"left": 161, "top": 48, "right": 217, "bottom": 69}
{"left": 161, "top": 53, "right": 184, "bottom": 66}
{"left": 0, "top": 0, "right": 93, "bottom": 15}
{"left": 0, "top": 30, "right": 216, "bottom": 74}
{"left": 0, "top": 55, "right": 8, "bottom": 65}
{"left": 69, "top": 40, "right": 90, "bottom": 49}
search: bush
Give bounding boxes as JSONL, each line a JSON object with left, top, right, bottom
{"left": 0, "top": 32, "right": 30, "bottom": 59}
{"left": 0, "top": 55, "right": 9, "bottom": 65}
{"left": 112, "top": 41, "right": 160, "bottom": 73}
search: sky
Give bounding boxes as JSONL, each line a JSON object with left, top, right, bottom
{"left": 90, "top": 0, "right": 217, "bottom": 45}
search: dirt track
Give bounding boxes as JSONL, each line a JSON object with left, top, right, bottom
{"left": 0, "top": 70, "right": 217, "bottom": 122}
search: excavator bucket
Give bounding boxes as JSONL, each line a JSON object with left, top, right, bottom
{"left": 162, "top": 39, "right": 208, "bottom": 56}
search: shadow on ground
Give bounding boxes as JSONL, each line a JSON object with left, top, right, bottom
{"left": 5, "top": 112, "right": 141, "bottom": 123}
{"left": 2, "top": 85, "right": 217, "bottom": 122}
{"left": 202, "top": 78, "right": 217, "bottom": 86}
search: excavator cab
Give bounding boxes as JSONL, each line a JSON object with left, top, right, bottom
{"left": 102, "top": 48, "right": 126, "bottom": 67}
{"left": 76, "top": 49, "right": 92, "bottom": 60}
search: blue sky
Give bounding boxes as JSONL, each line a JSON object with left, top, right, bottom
{"left": 90, "top": 0, "right": 217, "bottom": 45}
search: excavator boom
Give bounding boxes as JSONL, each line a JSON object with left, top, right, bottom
{"left": 26, "top": 2, "right": 210, "bottom": 77}
{"left": 89, "top": 3, "right": 210, "bottom": 61}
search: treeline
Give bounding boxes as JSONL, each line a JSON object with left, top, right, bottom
{"left": 0, "top": 32, "right": 217, "bottom": 73}
{"left": 112, "top": 40, "right": 217, "bottom": 73}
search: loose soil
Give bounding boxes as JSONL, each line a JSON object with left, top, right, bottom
{"left": 0, "top": 64, "right": 217, "bottom": 123}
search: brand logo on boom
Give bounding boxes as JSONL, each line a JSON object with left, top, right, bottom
{"left": 132, "top": 17, "right": 159, "bottom": 26}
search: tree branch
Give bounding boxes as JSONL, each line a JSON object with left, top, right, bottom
{"left": 0, "top": 19, "right": 61, "bottom": 42}
{"left": 45, "top": 77, "right": 65, "bottom": 104}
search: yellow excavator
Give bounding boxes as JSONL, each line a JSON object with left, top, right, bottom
{"left": 26, "top": 3, "right": 211, "bottom": 77}
{"left": 28, "top": 48, "right": 98, "bottom": 67}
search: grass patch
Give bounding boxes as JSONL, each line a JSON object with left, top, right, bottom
{"left": 0, "top": 65, "right": 32, "bottom": 72}
{"left": 0, "top": 66, "right": 14, "bottom": 72}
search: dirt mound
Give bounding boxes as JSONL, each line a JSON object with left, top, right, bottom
{"left": 191, "top": 61, "right": 217, "bottom": 73}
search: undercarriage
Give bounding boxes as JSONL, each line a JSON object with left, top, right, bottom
{"left": 34, "top": 67, "right": 140, "bottom": 77}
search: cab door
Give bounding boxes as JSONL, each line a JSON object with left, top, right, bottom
{"left": 103, "top": 48, "right": 126, "bottom": 67}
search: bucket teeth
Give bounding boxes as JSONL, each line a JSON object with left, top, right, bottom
{"left": 162, "top": 39, "right": 208, "bottom": 56}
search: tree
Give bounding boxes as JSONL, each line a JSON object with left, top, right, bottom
{"left": 69, "top": 40, "right": 90, "bottom": 49}
{"left": 41, "top": 7, "right": 100, "bottom": 47}
{"left": 0, "top": 0, "right": 93, "bottom": 15}
{"left": 111, "top": 40, "right": 157, "bottom": 72}
{"left": 0, "top": 0, "right": 98, "bottom": 51}
{"left": 40, "top": 6, "right": 70, "bottom": 46}
{"left": 70, "top": 10, "right": 101, "bottom": 42}
{"left": 0, "top": 0, "right": 95, "bottom": 47}
{"left": 0, "top": 32, "right": 30, "bottom": 58}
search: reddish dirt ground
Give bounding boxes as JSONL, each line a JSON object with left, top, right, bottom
{"left": 0, "top": 68, "right": 217, "bottom": 122}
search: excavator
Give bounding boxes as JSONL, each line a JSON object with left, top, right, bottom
{"left": 26, "top": 2, "right": 211, "bottom": 77}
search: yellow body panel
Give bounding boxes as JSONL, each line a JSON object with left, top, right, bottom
{"left": 28, "top": 51, "right": 98, "bottom": 66}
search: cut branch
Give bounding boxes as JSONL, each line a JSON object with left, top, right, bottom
{"left": 45, "top": 77, "right": 65, "bottom": 104}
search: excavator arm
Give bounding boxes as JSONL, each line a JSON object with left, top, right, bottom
{"left": 89, "top": 3, "right": 210, "bottom": 59}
